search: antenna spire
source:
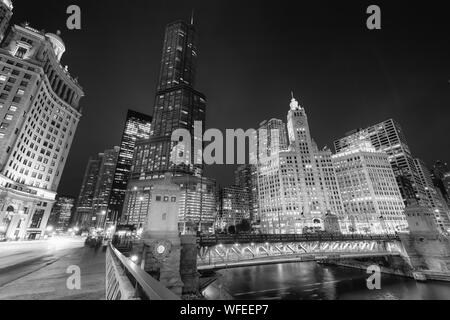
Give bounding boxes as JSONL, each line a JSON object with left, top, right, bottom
{"left": 291, "top": 91, "right": 294, "bottom": 100}
{"left": 190, "top": 9, "right": 195, "bottom": 25}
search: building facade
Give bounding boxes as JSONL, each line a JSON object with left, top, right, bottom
{"left": 91, "top": 146, "right": 119, "bottom": 228}
{"left": 334, "top": 119, "right": 428, "bottom": 207}
{"left": 74, "top": 153, "right": 103, "bottom": 229}
{"left": 332, "top": 138, "right": 408, "bottom": 234}
{"left": 133, "top": 20, "right": 206, "bottom": 180}
{"left": 0, "top": 17, "right": 84, "bottom": 240}
{"left": 217, "top": 186, "right": 251, "bottom": 231}
{"left": 414, "top": 158, "right": 450, "bottom": 232}
{"left": 257, "top": 96, "right": 344, "bottom": 234}
{"left": 123, "top": 174, "right": 217, "bottom": 234}
{"left": 48, "top": 195, "right": 74, "bottom": 231}
{"left": 74, "top": 147, "right": 119, "bottom": 230}
{"left": 234, "top": 164, "right": 258, "bottom": 224}
{"left": 107, "top": 110, "right": 152, "bottom": 223}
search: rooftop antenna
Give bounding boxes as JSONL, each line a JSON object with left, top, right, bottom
{"left": 190, "top": 9, "right": 195, "bottom": 25}
{"left": 291, "top": 91, "right": 294, "bottom": 100}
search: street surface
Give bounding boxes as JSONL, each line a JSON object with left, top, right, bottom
{"left": 0, "top": 237, "right": 105, "bottom": 300}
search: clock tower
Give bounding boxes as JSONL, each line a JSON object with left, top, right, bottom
{"left": 142, "top": 174, "right": 184, "bottom": 296}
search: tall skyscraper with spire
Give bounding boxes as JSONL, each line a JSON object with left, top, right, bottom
{"left": 136, "top": 20, "right": 206, "bottom": 180}
{"left": 124, "top": 19, "right": 216, "bottom": 234}
{"left": 257, "top": 96, "right": 344, "bottom": 234}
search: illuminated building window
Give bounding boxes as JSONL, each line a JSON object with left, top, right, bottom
{"left": 15, "top": 46, "right": 28, "bottom": 59}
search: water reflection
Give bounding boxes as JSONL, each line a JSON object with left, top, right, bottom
{"left": 209, "top": 262, "right": 450, "bottom": 300}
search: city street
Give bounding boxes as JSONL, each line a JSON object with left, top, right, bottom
{"left": 0, "top": 237, "right": 106, "bottom": 300}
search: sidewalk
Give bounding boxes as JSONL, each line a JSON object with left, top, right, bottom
{"left": 0, "top": 246, "right": 106, "bottom": 300}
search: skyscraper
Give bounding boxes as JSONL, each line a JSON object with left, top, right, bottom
{"left": 0, "top": 18, "right": 84, "bottom": 240}
{"left": 235, "top": 165, "right": 258, "bottom": 223}
{"left": 414, "top": 158, "right": 450, "bottom": 232}
{"left": 74, "top": 153, "right": 103, "bottom": 229}
{"left": 334, "top": 119, "right": 428, "bottom": 207}
{"left": 92, "top": 146, "right": 120, "bottom": 228}
{"left": 217, "top": 186, "right": 251, "bottom": 231}
{"left": 124, "top": 19, "right": 215, "bottom": 234}
{"left": 257, "top": 96, "right": 344, "bottom": 234}
{"left": 137, "top": 20, "right": 206, "bottom": 179}
{"left": 107, "top": 110, "right": 152, "bottom": 223}
{"left": 257, "top": 118, "right": 288, "bottom": 161}
{"left": 0, "top": 0, "right": 12, "bottom": 43}
{"left": 48, "top": 195, "right": 75, "bottom": 231}
{"left": 332, "top": 138, "right": 407, "bottom": 234}
{"left": 74, "top": 147, "right": 119, "bottom": 230}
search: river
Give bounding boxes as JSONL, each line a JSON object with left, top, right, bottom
{"left": 204, "top": 262, "right": 450, "bottom": 300}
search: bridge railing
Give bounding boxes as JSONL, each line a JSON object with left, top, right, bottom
{"left": 106, "top": 244, "right": 180, "bottom": 300}
{"left": 198, "top": 233, "right": 400, "bottom": 246}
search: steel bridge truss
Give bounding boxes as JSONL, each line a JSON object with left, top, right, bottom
{"left": 197, "top": 240, "right": 404, "bottom": 269}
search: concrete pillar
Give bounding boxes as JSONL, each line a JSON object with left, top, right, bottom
{"left": 180, "top": 235, "right": 200, "bottom": 294}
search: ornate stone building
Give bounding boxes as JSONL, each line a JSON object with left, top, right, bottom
{"left": 0, "top": 14, "right": 84, "bottom": 240}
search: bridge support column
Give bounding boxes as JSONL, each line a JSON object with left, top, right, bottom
{"left": 180, "top": 235, "right": 200, "bottom": 295}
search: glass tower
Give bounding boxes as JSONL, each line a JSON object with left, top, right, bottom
{"left": 107, "top": 110, "right": 152, "bottom": 222}
{"left": 140, "top": 20, "right": 206, "bottom": 180}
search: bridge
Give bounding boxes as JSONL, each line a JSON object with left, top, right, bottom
{"left": 196, "top": 234, "right": 405, "bottom": 270}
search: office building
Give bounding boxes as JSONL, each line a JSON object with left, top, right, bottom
{"left": 217, "top": 186, "right": 251, "bottom": 231}
{"left": 414, "top": 158, "right": 450, "bottom": 231}
{"left": 332, "top": 138, "right": 408, "bottom": 234}
{"left": 334, "top": 119, "right": 428, "bottom": 207}
{"left": 0, "top": 18, "right": 84, "bottom": 240}
{"left": 107, "top": 110, "right": 152, "bottom": 223}
{"left": 257, "top": 96, "right": 344, "bottom": 234}
{"left": 48, "top": 195, "right": 74, "bottom": 231}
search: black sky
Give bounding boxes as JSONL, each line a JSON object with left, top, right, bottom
{"left": 10, "top": 0, "right": 450, "bottom": 197}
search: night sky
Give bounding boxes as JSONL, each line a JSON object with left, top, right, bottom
{"left": 10, "top": 0, "right": 450, "bottom": 197}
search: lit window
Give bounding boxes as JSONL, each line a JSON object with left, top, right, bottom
{"left": 9, "top": 106, "right": 17, "bottom": 112}
{"left": 15, "top": 47, "right": 28, "bottom": 59}
{"left": 0, "top": 75, "right": 6, "bottom": 82}
{"left": 4, "top": 114, "right": 13, "bottom": 121}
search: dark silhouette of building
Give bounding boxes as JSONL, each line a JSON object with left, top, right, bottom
{"left": 107, "top": 110, "right": 151, "bottom": 223}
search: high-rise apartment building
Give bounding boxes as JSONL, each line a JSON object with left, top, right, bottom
{"left": 217, "top": 186, "right": 251, "bottom": 230}
{"left": 107, "top": 110, "right": 151, "bottom": 223}
{"left": 414, "top": 158, "right": 450, "bottom": 231}
{"left": 48, "top": 195, "right": 74, "bottom": 231}
{"left": 135, "top": 20, "right": 206, "bottom": 180}
{"left": 0, "top": 13, "right": 84, "bottom": 240}
{"left": 124, "top": 19, "right": 216, "bottom": 234}
{"left": 74, "top": 154, "right": 103, "bottom": 228}
{"left": 257, "top": 96, "right": 344, "bottom": 234}
{"left": 74, "top": 147, "right": 119, "bottom": 230}
{"left": 334, "top": 119, "right": 428, "bottom": 207}
{"left": 92, "top": 146, "right": 119, "bottom": 228}
{"left": 332, "top": 138, "right": 408, "bottom": 234}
